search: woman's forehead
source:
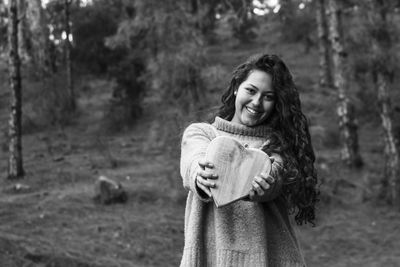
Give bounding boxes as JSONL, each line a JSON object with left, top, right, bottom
{"left": 242, "top": 70, "right": 273, "bottom": 92}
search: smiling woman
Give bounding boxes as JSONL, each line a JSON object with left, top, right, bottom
{"left": 179, "top": 54, "right": 319, "bottom": 267}
{"left": 232, "top": 69, "right": 275, "bottom": 127}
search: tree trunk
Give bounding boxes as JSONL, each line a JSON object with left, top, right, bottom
{"left": 327, "top": 0, "right": 362, "bottom": 167}
{"left": 7, "top": 0, "right": 24, "bottom": 179}
{"left": 26, "top": 0, "right": 52, "bottom": 77}
{"left": 17, "top": 0, "right": 30, "bottom": 62}
{"left": 376, "top": 73, "right": 400, "bottom": 206}
{"left": 316, "top": 0, "right": 333, "bottom": 87}
{"left": 65, "top": 0, "right": 75, "bottom": 110}
{"left": 367, "top": 0, "right": 400, "bottom": 206}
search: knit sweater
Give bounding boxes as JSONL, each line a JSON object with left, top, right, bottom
{"left": 179, "top": 117, "right": 306, "bottom": 267}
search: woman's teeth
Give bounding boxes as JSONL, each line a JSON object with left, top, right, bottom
{"left": 246, "top": 107, "right": 261, "bottom": 114}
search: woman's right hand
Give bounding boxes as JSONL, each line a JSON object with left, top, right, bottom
{"left": 195, "top": 159, "right": 218, "bottom": 197}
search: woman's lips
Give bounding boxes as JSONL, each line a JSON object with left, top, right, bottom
{"left": 245, "top": 106, "right": 263, "bottom": 115}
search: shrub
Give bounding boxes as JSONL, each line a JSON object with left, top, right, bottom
{"left": 29, "top": 73, "right": 77, "bottom": 127}
{"left": 228, "top": 13, "right": 258, "bottom": 43}
{"left": 102, "top": 54, "right": 146, "bottom": 132}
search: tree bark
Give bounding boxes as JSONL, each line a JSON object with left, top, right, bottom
{"left": 367, "top": 0, "right": 400, "bottom": 206}
{"left": 17, "top": 0, "right": 30, "bottom": 62}
{"left": 7, "top": 0, "right": 24, "bottom": 179}
{"left": 376, "top": 73, "right": 400, "bottom": 206}
{"left": 65, "top": 0, "right": 75, "bottom": 110}
{"left": 26, "top": 0, "right": 52, "bottom": 77}
{"left": 316, "top": 0, "right": 333, "bottom": 87}
{"left": 327, "top": 0, "right": 362, "bottom": 167}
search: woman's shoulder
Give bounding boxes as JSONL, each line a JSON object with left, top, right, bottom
{"left": 182, "top": 121, "right": 217, "bottom": 139}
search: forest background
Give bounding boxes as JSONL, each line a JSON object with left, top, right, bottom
{"left": 1, "top": 0, "right": 400, "bottom": 266}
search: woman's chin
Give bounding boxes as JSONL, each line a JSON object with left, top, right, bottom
{"left": 241, "top": 117, "right": 260, "bottom": 127}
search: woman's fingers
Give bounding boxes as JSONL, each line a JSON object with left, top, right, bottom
{"left": 255, "top": 175, "right": 270, "bottom": 191}
{"left": 253, "top": 175, "right": 270, "bottom": 196}
{"left": 260, "top": 172, "right": 275, "bottom": 184}
{"left": 266, "top": 176, "right": 275, "bottom": 184}
{"left": 252, "top": 180, "right": 265, "bottom": 196}
{"left": 197, "top": 169, "right": 218, "bottom": 180}
{"left": 196, "top": 179, "right": 212, "bottom": 197}
{"left": 196, "top": 175, "right": 216, "bottom": 188}
{"left": 252, "top": 172, "right": 276, "bottom": 196}
{"left": 249, "top": 188, "right": 256, "bottom": 200}
{"left": 198, "top": 159, "right": 214, "bottom": 169}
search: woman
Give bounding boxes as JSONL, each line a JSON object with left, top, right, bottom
{"left": 179, "top": 54, "right": 318, "bottom": 267}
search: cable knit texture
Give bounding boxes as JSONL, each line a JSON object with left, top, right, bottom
{"left": 179, "top": 117, "right": 306, "bottom": 267}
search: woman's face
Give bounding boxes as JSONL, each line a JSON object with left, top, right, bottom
{"left": 231, "top": 70, "right": 275, "bottom": 127}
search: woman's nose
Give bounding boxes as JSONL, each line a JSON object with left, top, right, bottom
{"left": 251, "top": 94, "right": 262, "bottom": 106}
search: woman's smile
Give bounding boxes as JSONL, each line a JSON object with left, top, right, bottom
{"left": 245, "top": 106, "right": 263, "bottom": 115}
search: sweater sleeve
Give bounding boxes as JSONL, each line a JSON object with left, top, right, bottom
{"left": 180, "top": 123, "right": 215, "bottom": 202}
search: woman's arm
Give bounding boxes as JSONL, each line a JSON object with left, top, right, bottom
{"left": 180, "top": 123, "right": 216, "bottom": 202}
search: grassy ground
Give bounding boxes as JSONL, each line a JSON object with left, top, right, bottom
{"left": 1, "top": 19, "right": 400, "bottom": 267}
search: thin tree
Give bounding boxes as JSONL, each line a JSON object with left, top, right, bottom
{"left": 7, "top": 0, "right": 24, "bottom": 179}
{"left": 17, "top": 0, "right": 29, "bottom": 62}
{"left": 327, "top": 0, "right": 362, "bottom": 167}
{"left": 315, "top": 0, "right": 333, "bottom": 87}
{"left": 366, "top": 0, "right": 400, "bottom": 206}
{"left": 0, "top": 1, "right": 7, "bottom": 50}
{"left": 64, "top": 0, "right": 75, "bottom": 110}
{"left": 26, "top": 0, "right": 52, "bottom": 78}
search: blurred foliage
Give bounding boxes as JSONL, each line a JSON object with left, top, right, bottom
{"left": 46, "top": 0, "right": 126, "bottom": 74}
{"left": 105, "top": 0, "right": 207, "bottom": 120}
{"left": 347, "top": 1, "right": 400, "bottom": 118}
{"left": 26, "top": 73, "right": 77, "bottom": 127}
{"left": 0, "top": 0, "right": 399, "bottom": 149}
{"left": 189, "top": 0, "right": 220, "bottom": 42}
{"left": 102, "top": 54, "right": 146, "bottom": 131}
{"left": 276, "top": 0, "right": 316, "bottom": 52}
{"left": 71, "top": 0, "right": 125, "bottom": 74}
{"left": 224, "top": 0, "right": 258, "bottom": 43}
{"left": 0, "top": 0, "right": 7, "bottom": 52}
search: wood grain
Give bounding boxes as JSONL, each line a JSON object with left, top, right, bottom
{"left": 205, "top": 136, "right": 272, "bottom": 207}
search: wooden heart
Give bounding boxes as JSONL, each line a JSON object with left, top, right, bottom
{"left": 205, "top": 136, "right": 272, "bottom": 207}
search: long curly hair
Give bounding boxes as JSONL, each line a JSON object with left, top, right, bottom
{"left": 217, "top": 54, "right": 319, "bottom": 226}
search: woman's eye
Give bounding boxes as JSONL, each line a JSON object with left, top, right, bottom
{"left": 245, "top": 88, "right": 256, "bottom": 94}
{"left": 263, "top": 95, "right": 275, "bottom": 101}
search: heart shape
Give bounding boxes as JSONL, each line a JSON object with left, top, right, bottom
{"left": 205, "top": 136, "right": 272, "bottom": 207}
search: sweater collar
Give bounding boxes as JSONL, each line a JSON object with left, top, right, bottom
{"left": 212, "top": 116, "right": 273, "bottom": 137}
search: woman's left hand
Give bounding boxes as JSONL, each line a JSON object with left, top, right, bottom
{"left": 249, "top": 172, "right": 277, "bottom": 201}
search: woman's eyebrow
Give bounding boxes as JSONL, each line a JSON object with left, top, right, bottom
{"left": 249, "top": 84, "right": 259, "bottom": 90}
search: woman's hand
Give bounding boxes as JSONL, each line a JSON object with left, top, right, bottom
{"left": 249, "top": 164, "right": 283, "bottom": 202}
{"left": 195, "top": 159, "right": 218, "bottom": 197}
{"left": 249, "top": 172, "right": 275, "bottom": 200}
